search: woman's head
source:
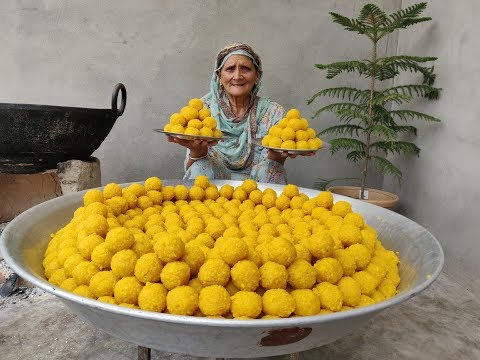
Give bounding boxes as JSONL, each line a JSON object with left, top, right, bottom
{"left": 215, "top": 43, "right": 262, "bottom": 99}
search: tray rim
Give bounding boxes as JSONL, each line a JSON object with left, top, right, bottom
{"left": 153, "top": 128, "right": 228, "bottom": 142}
{"left": 252, "top": 138, "right": 324, "bottom": 154}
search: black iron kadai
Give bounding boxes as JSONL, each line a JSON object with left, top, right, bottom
{"left": 0, "top": 83, "right": 126, "bottom": 174}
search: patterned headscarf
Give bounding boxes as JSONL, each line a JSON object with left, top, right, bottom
{"left": 202, "top": 43, "right": 272, "bottom": 170}
{"left": 215, "top": 43, "right": 262, "bottom": 75}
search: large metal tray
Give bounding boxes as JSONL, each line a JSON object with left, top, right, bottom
{"left": 0, "top": 180, "right": 444, "bottom": 358}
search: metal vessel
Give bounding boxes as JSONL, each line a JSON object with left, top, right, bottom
{"left": 0, "top": 83, "right": 126, "bottom": 173}
{"left": 0, "top": 181, "right": 444, "bottom": 358}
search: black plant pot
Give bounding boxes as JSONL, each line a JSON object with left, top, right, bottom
{"left": 0, "top": 83, "right": 126, "bottom": 174}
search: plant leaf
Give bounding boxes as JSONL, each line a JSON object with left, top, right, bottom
{"left": 374, "top": 65, "right": 400, "bottom": 81}
{"left": 318, "top": 124, "right": 364, "bottom": 137}
{"left": 366, "top": 124, "right": 398, "bottom": 140}
{"left": 313, "top": 178, "right": 332, "bottom": 191}
{"left": 372, "top": 104, "right": 395, "bottom": 125}
{"left": 307, "top": 87, "right": 370, "bottom": 104}
{"left": 390, "top": 125, "right": 418, "bottom": 136}
{"left": 370, "top": 155, "right": 403, "bottom": 181}
{"left": 315, "top": 61, "right": 371, "bottom": 79}
{"left": 390, "top": 110, "right": 441, "bottom": 122}
{"left": 380, "top": 55, "right": 438, "bottom": 63}
{"left": 370, "top": 141, "right": 420, "bottom": 156}
{"left": 377, "top": 55, "right": 438, "bottom": 85}
{"left": 372, "top": 92, "right": 412, "bottom": 105}
{"left": 311, "top": 102, "right": 366, "bottom": 119}
{"left": 336, "top": 108, "right": 371, "bottom": 124}
{"left": 380, "top": 2, "right": 431, "bottom": 37}
{"left": 346, "top": 150, "right": 365, "bottom": 162}
{"left": 358, "top": 4, "right": 388, "bottom": 27}
{"left": 329, "top": 138, "right": 366, "bottom": 154}
{"left": 383, "top": 84, "right": 441, "bottom": 100}
{"left": 312, "top": 102, "right": 370, "bottom": 123}
{"left": 330, "top": 12, "right": 372, "bottom": 37}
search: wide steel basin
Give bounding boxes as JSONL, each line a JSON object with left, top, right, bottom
{"left": 0, "top": 180, "right": 444, "bottom": 358}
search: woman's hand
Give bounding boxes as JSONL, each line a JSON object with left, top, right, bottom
{"left": 167, "top": 136, "right": 218, "bottom": 170}
{"left": 267, "top": 149, "right": 315, "bottom": 165}
{"left": 166, "top": 136, "right": 217, "bottom": 158}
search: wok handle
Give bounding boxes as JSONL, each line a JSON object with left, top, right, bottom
{"left": 111, "top": 83, "right": 127, "bottom": 117}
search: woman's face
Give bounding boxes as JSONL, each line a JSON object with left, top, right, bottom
{"left": 218, "top": 55, "right": 259, "bottom": 100}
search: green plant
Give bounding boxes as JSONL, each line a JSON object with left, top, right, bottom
{"left": 307, "top": 2, "right": 441, "bottom": 199}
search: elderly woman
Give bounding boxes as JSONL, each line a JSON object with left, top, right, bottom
{"left": 168, "top": 43, "right": 303, "bottom": 184}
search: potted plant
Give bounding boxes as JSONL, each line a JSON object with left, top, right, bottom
{"left": 307, "top": 2, "right": 441, "bottom": 209}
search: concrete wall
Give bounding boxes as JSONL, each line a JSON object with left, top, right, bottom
{"left": 383, "top": 1, "right": 480, "bottom": 297}
{"left": 0, "top": 0, "right": 400, "bottom": 189}
{"left": 1, "top": 0, "right": 477, "bottom": 295}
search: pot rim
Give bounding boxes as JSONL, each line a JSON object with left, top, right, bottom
{"left": 327, "top": 185, "right": 399, "bottom": 203}
{"left": 0, "top": 103, "right": 112, "bottom": 113}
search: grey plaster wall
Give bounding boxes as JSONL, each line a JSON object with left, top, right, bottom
{"left": 1, "top": 0, "right": 477, "bottom": 297}
{"left": 383, "top": 1, "right": 480, "bottom": 297}
{"left": 0, "top": 0, "right": 400, "bottom": 189}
